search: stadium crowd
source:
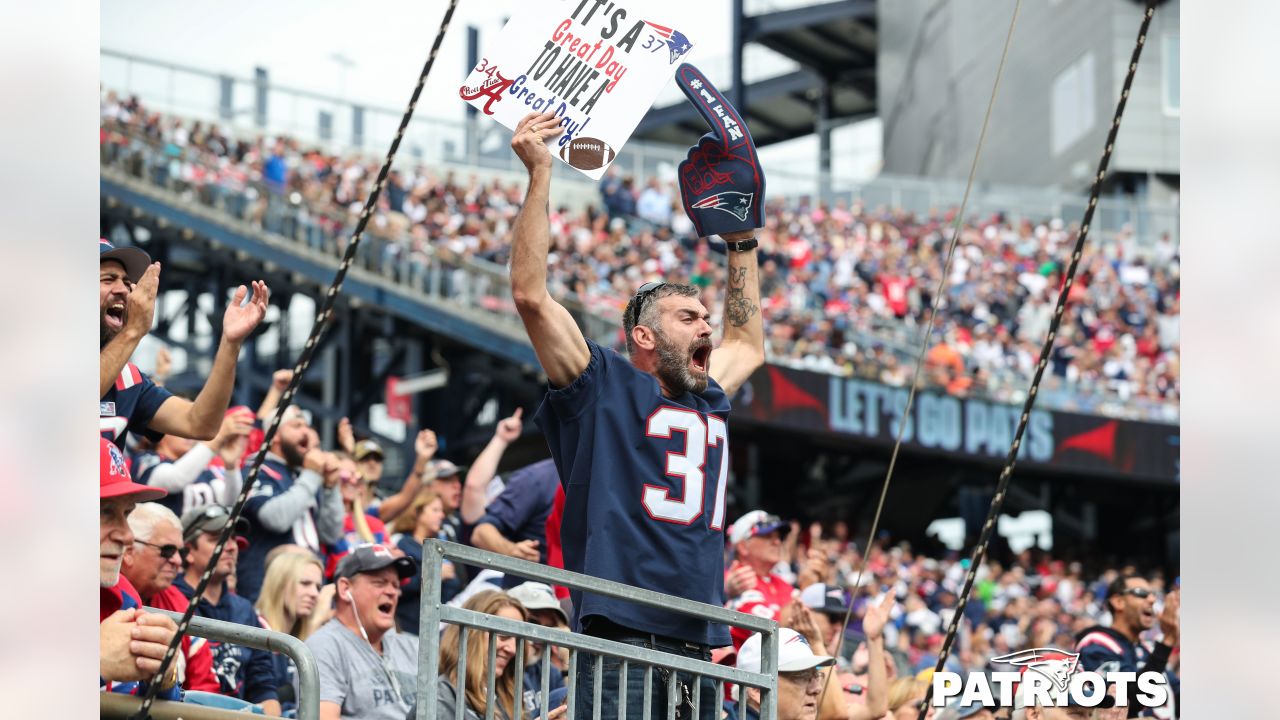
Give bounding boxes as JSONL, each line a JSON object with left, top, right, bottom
{"left": 100, "top": 240, "right": 1179, "bottom": 719}
{"left": 99, "top": 92, "right": 1180, "bottom": 421}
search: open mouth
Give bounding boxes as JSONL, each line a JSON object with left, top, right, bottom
{"left": 690, "top": 344, "right": 711, "bottom": 374}
{"left": 104, "top": 303, "right": 126, "bottom": 330}
{"left": 377, "top": 601, "right": 394, "bottom": 616}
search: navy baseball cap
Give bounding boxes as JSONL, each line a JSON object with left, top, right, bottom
{"left": 99, "top": 238, "right": 151, "bottom": 283}
{"left": 334, "top": 544, "right": 417, "bottom": 581}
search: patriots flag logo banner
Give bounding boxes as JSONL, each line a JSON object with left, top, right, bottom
{"left": 673, "top": 63, "right": 766, "bottom": 239}
{"left": 643, "top": 21, "right": 694, "bottom": 65}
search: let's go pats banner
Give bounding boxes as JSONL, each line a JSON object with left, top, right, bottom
{"left": 459, "top": 0, "right": 695, "bottom": 179}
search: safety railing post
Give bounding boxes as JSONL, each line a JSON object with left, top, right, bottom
{"left": 417, "top": 539, "right": 445, "bottom": 720}
{"left": 758, "top": 629, "right": 778, "bottom": 720}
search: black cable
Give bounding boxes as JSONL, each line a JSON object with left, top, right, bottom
{"left": 128, "top": 2, "right": 459, "bottom": 717}
{"left": 914, "top": 5, "right": 1159, "bottom": 718}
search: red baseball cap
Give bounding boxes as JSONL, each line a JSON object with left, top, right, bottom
{"left": 101, "top": 437, "right": 166, "bottom": 502}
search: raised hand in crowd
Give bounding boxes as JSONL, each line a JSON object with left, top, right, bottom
{"left": 152, "top": 345, "right": 172, "bottom": 387}
{"left": 782, "top": 598, "right": 826, "bottom": 652}
{"left": 368, "top": 428, "right": 440, "bottom": 523}
{"left": 798, "top": 547, "right": 831, "bottom": 590}
{"left": 222, "top": 281, "right": 270, "bottom": 343}
{"left": 495, "top": 407, "right": 523, "bottom": 443}
{"left": 258, "top": 368, "right": 293, "bottom": 422}
{"left": 207, "top": 406, "right": 255, "bottom": 454}
{"left": 462, "top": 408, "right": 523, "bottom": 524}
{"left": 510, "top": 110, "right": 564, "bottom": 173}
{"left": 336, "top": 416, "right": 356, "bottom": 455}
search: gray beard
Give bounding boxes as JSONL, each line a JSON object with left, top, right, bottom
{"left": 654, "top": 330, "right": 708, "bottom": 395}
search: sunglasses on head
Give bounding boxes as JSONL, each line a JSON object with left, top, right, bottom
{"left": 629, "top": 281, "right": 667, "bottom": 328}
{"left": 135, "top": 539, "right": 181, "bottom": 560}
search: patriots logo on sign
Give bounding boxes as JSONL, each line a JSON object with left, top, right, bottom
{"left": 643, "top": 21, "right": 693, "bottom": 65}
{"left": 993, "top": 648, "right": 1080, "bottom": 692}
{"left": 692, "top": 191, "right": 753, "bottom": 221}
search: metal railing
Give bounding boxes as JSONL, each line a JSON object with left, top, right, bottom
{"left": 143, "top": 607, "right": 321, "bottom": 720}
{"left": 417, "top": 540, "right": 779, "bottom": 720}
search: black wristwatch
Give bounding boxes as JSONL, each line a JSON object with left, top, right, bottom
{"left": 723, "top": 237, "right": 758, "bottom": 253}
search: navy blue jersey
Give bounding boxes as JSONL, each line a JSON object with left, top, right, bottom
{"left": 239, "top": 457, "right": 322, "bottom": 601}
{"left": 477, "top": 458, "right": 560, "bottom": 589}
{"left": 535, "top": 340, "right": 732, "bottom": 646}
{"left": 101, "top": 362, "right": 173, "bottom": 449}
{"left": 132, "top": 450, "right": 232, "bottom": 516}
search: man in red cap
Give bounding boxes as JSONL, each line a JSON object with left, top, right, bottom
{"left": 99, "top": 238, "right": 271, "bottom": 449}
{"left": 99, "top": 437, "right": 183, "bottom": 700}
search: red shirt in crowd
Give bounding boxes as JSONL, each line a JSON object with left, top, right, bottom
{"left": 727, "top": 563, "right": 796, "bottom": 648}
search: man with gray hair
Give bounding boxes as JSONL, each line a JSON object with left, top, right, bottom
{"left": 121, "top": 502, "right": 220, "bottom": 693}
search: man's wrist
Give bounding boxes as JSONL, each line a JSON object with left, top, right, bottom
{"left": 723, "top": 236, "right": 758, "bottom": 253}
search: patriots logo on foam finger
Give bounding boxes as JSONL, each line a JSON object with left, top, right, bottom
{"left": 692, "top": 191, "right": 753, "bottom": 222}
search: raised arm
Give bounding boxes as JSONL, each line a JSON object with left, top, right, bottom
{"left": 669, "top": 64, "right": 767, "bottom": 397}
{"left": 708, "top": 233, "right": 764, "bottom": 396}
{"left": 461, "top": 408, "right": 522, "bottom": 524}
{"left": 150, "top": 282, "right": 269, "bottom": 440}
{"left": 508, "top": 111, "right": 590, "bottom": 389}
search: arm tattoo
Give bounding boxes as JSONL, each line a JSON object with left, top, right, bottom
{"left": 724, "top": 266, "right": 759, "bottom": 328}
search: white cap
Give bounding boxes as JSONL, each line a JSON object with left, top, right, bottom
{"left": 736, "top": 628, "right": 835, "bottom": 674}
{"left": 728, "top": 510, "right": 789, "bottom": 545}
{"left": 507, "top": 581, "right": 569, "bottom": 626}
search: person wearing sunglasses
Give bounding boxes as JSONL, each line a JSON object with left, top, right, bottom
{"left": 1074, "top": 575, "right": 1179, "bottom": 717}
{"left": 120, "top": 502, "right": 221, "bottom": 693}
{"left": 507, "top": 62, "right": 767, "bottom": 720}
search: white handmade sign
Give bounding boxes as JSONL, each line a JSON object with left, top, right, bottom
{"left": 459, "top": 0, "right": 696, "bottom": 179}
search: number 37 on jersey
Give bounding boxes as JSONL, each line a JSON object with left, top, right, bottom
{"left": 642, "top": 407, "right": 729, "bottom": 528}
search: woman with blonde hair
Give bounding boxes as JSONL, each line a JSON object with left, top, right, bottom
{"left": 255, "top": 550, "right": 325, "bottom": 640}
{"left": 436, "top": 590, "right": 528, "bottom": 720}
{"left": 390, "top": 489, "right": 458, "bottom": 634}
{"left": 884, "top": 677, "right": 934, "bottom": 720}
{"left": 254, "top": 550, "right": 325, "bottom": 716}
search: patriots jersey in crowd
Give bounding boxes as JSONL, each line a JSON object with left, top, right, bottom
{"left": 1075, "top": 625, "right": 1177, "bottom": 718}
{"left": 535, "top": 339, "right": 732, "bottom": 646}
{"left": 132, "top": 450, "right": 233, "bottom": 516}
{"left": 239, "top": 456, "right": 323, "bottom": 601}
{"left": 101, "top": 362, "right": 172, "bottom": 450}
